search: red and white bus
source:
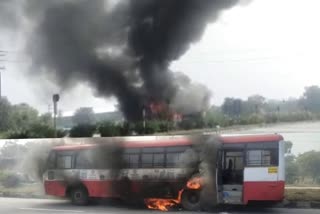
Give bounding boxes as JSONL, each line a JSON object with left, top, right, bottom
{"left": 43, "top": 134, "right": 285, "bottom": 210}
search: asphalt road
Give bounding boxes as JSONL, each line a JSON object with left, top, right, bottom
{"left": 0, "top": 197, "right": 319, "bottom": 214}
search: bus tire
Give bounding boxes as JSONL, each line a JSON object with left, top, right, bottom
{"left": 181, "top": 190, "right": 201, "bottom": 211}
{"left": 70, "top": 186, "right": 89, "bottom": 206}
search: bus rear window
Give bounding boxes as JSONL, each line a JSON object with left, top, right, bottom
{"left": 246, "top": 149, "right": 278, "bottom": 166}
{"left": 56, "top": 151, "right": 74, "bottom": 169}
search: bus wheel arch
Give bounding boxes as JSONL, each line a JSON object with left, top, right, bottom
{"left": 67, "top": 184, "right": 89, "bottom": 206}
{"left": 181, "top": 189, "right": 201, "bottom": 211}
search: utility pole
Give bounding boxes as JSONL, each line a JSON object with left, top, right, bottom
{"left": 142, "top": 107, "right": 146, "bottom": 134}
{"left": 52, "top": 94, "right": 60, "bottom": 137}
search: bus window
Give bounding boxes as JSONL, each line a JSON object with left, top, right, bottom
{"left": 166, "top": 153, "right": 180, "bottom": 167}
{"left": 123, "top": 148, "right": 140, "bottom": 168}
{"left": 123, "top": 154, "right": 139, "bottom": 168}
{"left": 141, "top": 147, "right": 165, "bottom": 168}
{"left": 141, "top": 154, "right": 153, "bottom": 168}
{"left": 153, "top": 153, "right": 165, "bottom": 168}
{"left": 76, "top": 149, "right": 94, "bottom": 169}
{"left": 128, "top": 154, "right": 139, "bottom": 168}
{"left": 224, "top": 151, "right": 244, "bottom": 170}
{"left": 246, "top": 149, "right": 278, "bottom": 166}
{"left": 56, "top": 152, "right": 74, "bottom": 169}
{"left": 165, "top": 146, "right": 194, "bottom": 168}
{"left": 246, "top": 142, "right": 279, "bottom": 166}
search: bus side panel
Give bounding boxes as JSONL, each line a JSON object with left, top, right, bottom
{"left": 243, "top": 181, "right": 285, "bottom": 204}
{"left": 44, "top": 180, "right": 67, "bottom": 197}
{"left": 82, "top": 180, "right": 117, "bottom": 198}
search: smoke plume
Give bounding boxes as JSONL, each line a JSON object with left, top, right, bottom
{"left": 0, "top": 1, "right": 20, "bottom": 30}
{"left": 19, "top": 0, "right": 241, "bottom": 120}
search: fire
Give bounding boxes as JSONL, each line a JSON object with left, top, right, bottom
{"left": 144, "top": 190, "right": 183, "bottom": 211}
{"left": 186, "top": 177, "right": 202, "bottom": 190}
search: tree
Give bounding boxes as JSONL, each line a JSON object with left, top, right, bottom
{"left": 0, "top": 97, "right": 12, "bottom": 131}
{"left": 285, "top": 155, "right": 299, "bottom": 184}
{"left": 98, "top": 122, "right": 121, "bottom": 137}
{"left": 296, "top": 151, "right": 320, "bottom": 183}
{"left": 72, "top": 107, "right": 95, "bottom": 125}
{"left": 222, "top": 98, "right": 243, "bottom": 117}
{"left": 0, "top": 142, "right": 27, "bottom": 158}
{"left": 6, "top": 123, "right": 66, "bottom": 139}
{"left": 39, "top": 113, "right": 52, "bottom": 126}
{"left": 69, "top": 124, "right": 96, "bottom": 137}
{"left": 300, "top": 86, "right": 320, "bottom": 113}
{"left": 10, "top": 103, "right": 39, "bottom": 131}
{"left": 205, "top": 106, "right": 228, "bottom": 127}
{"left": 243, "top": 95, "right": 266, "bottom": 115}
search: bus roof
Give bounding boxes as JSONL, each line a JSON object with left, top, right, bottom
{"left": 52, "top": 134, "right": 283, "bottom": 151}
{"left": 52, "top": 138, "right": 192, "bottom": 151}
{"left": 219, "top": 134, "right": 283, "bottom": 143}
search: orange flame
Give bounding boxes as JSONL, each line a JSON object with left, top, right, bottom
{"left": 186, "top": 177, "right": 202, "bottom": 190}
{"left": 144, "top": 190, "right": 183, "bottom": 211}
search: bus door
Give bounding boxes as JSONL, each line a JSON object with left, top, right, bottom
{"left": 220, "top": 145, "right": 245, "bottom": 204}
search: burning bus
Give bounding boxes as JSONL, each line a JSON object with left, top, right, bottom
{"left": 43, "top": 134, "right": 285, "bottom": 211}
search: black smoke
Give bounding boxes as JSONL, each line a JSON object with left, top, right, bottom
{"left": 23, "top": 0, "right": 241, "bottom": 121}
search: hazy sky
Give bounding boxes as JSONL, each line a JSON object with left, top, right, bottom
{"left": 1, "top": 0, "right": 320, "bottom": 115}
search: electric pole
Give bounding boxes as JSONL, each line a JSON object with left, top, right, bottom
{"left": 52, "top": 94, "right": 60, "bottom": 137}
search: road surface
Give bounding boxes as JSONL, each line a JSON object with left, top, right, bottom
{"left": 0, "top": 197, "right": 319, "bottom": 214}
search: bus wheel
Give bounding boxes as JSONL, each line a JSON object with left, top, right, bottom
{"left": 70, "top": 186, "right": 89, "bottom": 206}
{"left": 181, "top": 190, "right": 201, "bottom": 211}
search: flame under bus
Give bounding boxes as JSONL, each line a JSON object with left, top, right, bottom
{"left": 43, "top": 134, "right": 285, "bottom": 211}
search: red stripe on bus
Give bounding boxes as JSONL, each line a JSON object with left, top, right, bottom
{"left": 44, "top": 180, "right": 67, "bottom": 197}
{"left": 243, "top": 181, "right": 285, "bottom": 204}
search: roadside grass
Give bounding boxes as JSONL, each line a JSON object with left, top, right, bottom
{"left": 285, "top": 189, "right": 320, "bottom": 201}
{"left": 0, "top": 183, "right": 45, "bottom": 197}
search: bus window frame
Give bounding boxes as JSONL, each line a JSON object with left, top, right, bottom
{"left": 245, "top": 142, "right": 279, "bottom": 167}
{"left": 123, "top": 148, "right": 141, "bottom": 169}
{"left": 75, "top": 149, "right": 96, "bottom": 169}
{"left": 56, "top": 151, "right": 75, "bottom": 169}
{"left": 165, "top": 145, "right": 192, "bottom": 168}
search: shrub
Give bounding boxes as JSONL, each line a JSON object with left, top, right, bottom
{"left": 5, "top": 123, "right": 66, "bottom": 139}
{"left": 131, "top": 120, "right": 162, "bottom": 135}
{"left": 0, "top": 171, "right": 21, "bottom": 188}
{"left": 98, "top": 122, "right": 122, "bottom": 137}
{"left": 69, "top": 124, "right": 96, "bottom": 137}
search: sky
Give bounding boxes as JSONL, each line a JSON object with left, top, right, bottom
{"left": 1, "top": 0, "right": 320, "bottom": 115}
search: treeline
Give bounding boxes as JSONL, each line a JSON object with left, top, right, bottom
{"left": 285, "top": 142, "right": 320, "bottom": 185}
{"left": 217, "top": 85, "right": 320, "bottom": 126}
{"left": 1, "top": 85, "right": 320, "bottom": 138}
{"left": 0, "top": 98, "right": 66, "bottom": 139}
